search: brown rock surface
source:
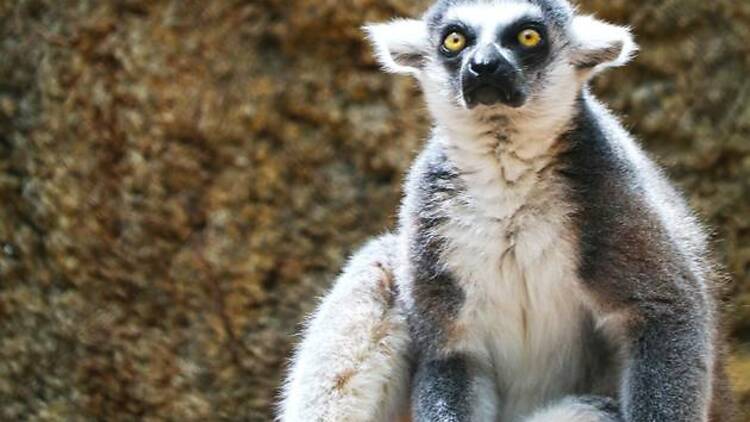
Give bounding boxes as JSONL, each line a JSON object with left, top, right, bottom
{"left": 0, "top": 0, "right": 747, "bottom": 420}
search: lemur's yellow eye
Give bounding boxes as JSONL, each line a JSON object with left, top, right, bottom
{"left": 518, "top": 28, "right": 542, "bottom": 48}
{"left": 443, "top": 31, "right": 467, "bottom": 53}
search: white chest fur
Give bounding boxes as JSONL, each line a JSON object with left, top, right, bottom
{"left": 438, "top": 133, "right": 588, "bottom": 421}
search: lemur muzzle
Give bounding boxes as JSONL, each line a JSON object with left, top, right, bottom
{"left": 462, "top": 45, "right": 527, "bottom": 108}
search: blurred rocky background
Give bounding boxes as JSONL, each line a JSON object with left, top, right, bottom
{"left": 0, "top": 0, "right": 748, "bottom": 420}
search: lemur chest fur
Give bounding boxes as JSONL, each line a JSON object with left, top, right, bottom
{"left": 436, "top": 132, "right": 589, "bottom": 416}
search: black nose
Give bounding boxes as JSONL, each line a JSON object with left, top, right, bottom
{"left": 469, "top": 57, "right": 500, "bottom": 76}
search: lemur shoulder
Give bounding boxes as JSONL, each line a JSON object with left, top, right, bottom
{"left": 280, "top": 1, "right": 734, "bottom": 421}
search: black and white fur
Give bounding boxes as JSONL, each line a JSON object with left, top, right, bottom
{"left": 279, "top": 1, "right": 733, "bottom": 421}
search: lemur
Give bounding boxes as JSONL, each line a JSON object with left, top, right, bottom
{"left": 279, "top": 1, "right": 734, "bottom": 421}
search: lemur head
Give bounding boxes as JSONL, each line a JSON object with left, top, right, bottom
{"left": 365, "top": 0, "right": 637, "bottom": 131}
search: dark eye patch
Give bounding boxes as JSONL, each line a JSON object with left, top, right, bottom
{"left": 500, "top": 17, "right": 551, "bottom": 67}
{"left": 438, "top": 22, "right": 476, "bottom": 56}
{"left": 437, "top": 22, "right": 476, "bottom": 73}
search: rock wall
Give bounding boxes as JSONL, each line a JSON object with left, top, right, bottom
{"left": 0, "top": 0, "right": 748, "bottom": 420}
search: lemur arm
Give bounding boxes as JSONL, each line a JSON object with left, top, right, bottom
{"left": 278, "top": 234, "right": 412, "bottom": 422}
{"left": 622, "top": 297, "right": 713, "bottom": 422}
{"left": 561, "top": 93, "right": 718, "bottom": 422}
{"left": 411, "top": 348, "right": 475, "bottom": 420}
{"left": 407, "top": 245, "right": 499, "bottom": 422}
{"left": 579, "top": 229, "right": 716, "bottom": 422}
{"left": 407, "top": 236, "right": 479, "bottom": 421}
{"left": 404, "top": 160, "right": 500, "bottom": 422}
{"left": 602, "top": 220, "right": 716, "bottom": 422}
{"left": 579, "top": 267, "right": 713, "bottom": 422}
{"left": 407, "top": 264, "right": 500, "bottom": 422}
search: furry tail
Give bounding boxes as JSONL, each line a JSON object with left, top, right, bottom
{"left": 277, "top": 234, "right": 412, "bottom": 422}
{"left": 526, "top": 396, "right": 621, "bottom": 422}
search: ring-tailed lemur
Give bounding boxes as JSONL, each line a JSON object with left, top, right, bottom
{"left": 279, "top": 1, "right": 734, "bottom": 421}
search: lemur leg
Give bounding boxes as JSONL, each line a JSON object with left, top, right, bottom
{"left": 525, "top": 396, "right": 621, "bottom": 422}
{"left": 278, "top": 234, "right": 412, "bottom": 422}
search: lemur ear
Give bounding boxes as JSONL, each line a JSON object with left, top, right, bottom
{"left": 364, "top": 19, "right": 430, "bottom": 75}
{"left": 569, "top": 15, "right": 638, "bottom": 75}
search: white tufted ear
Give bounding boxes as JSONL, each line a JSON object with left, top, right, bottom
{"left": 363, "top": 19, "right": 430, "bottom": 76}
{"left": 569, "top": 15, "right": 638, "bottom": 76}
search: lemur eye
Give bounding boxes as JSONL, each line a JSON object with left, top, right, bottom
{"left": 518, "top": 29, "right": 542, "bottom": 48}
{"left": 443, "top": 31, "right": 467, "bottom": 53}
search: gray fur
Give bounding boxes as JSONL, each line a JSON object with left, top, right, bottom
{"left": 412, "top": 356, "right": 473, "bottom": 421}
{"left": 403, "top": 142, "right": 466, "bottom": 358}
{"left": 562, "top": 93, "right": 723, "bottom": 420}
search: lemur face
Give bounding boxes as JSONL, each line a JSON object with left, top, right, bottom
{"left": 429, "top": 1, "right": 556, "bottom": 109}
{"left": 366, "top": 0, "right": 636, "bottom": 123}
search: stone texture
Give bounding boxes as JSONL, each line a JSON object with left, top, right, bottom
{"left": 0, "top": 0, "right": 747, "bottom": 420}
